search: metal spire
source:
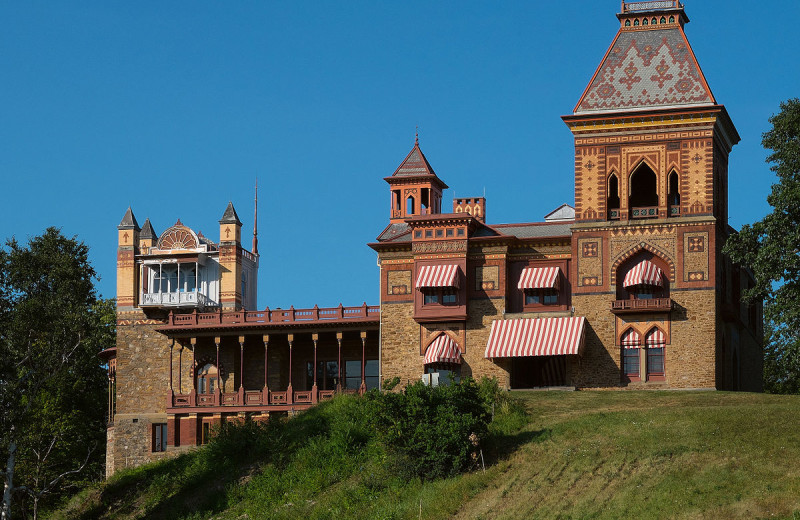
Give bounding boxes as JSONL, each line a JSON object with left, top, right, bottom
{"left": 252, "top": 178, "right": 259, "bottom": 255}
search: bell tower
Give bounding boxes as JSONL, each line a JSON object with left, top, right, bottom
{"left": 562, "top": 1, "right": 741, "bottom": 390}
{"left": 385, "top": 136, "right": 448, "bottom": 223}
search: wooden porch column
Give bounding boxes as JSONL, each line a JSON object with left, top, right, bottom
{"left": 312, "top": 333, "right": 319, "bottom": 403}
{"left": 238, "top": 335, "right": 245, "bottom": 405}
{"left": 214, "top": 336, "right": 221, "bottom": 406}
{"left": 268, "top": 334, "right": 269, "bottom": 404}
{"left": 190, "top": 337, "right": 197, "bottom": 405}
{"left": 336, "top": 332, "right": 343, "bottom": 392}
{"left": 167, "top": 339, "right": 174, "bottom": 409}
{"left": 286, "top": 334, "right": 294, "bottom": 404}
{"left": 360, "top": 331, "right": 367, "bottom": 393}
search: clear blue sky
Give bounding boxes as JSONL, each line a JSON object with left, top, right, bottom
{"left": 2, "top": 1, "right": 798, "bottom": 309}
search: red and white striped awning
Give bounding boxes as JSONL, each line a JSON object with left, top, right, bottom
{"left": 622, "top": 260, "right": 664, "bottom": 288}
{"left": 646, "top": 328, "right": 666, "bottom": 346}
{"left": 423, "top": 334, "right": 462, "bottom": 364}
{"left": 518, "top": 266, "right": 561, "bottom": 290}
{"left": 621, "top": 328, "right": 641, "bottom": 349}
{"left": 485, "top": 316, "right": 586, "bottom": 358}
{"left": 416, "top": 264, "right": 460, "bottom": 289}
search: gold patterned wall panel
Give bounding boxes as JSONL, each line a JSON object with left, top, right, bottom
{"left": 475, "top": 266, "right": 499, "bottom": 291}
{"left": 609, "top": 230, "right": 677, "bottom": 282}
{"left": 576, "top": 146, "right": 605, "bottom": 220}
{"left": 577, "top": 238, "right": 602, "bottom": 287}
{"left": 387, "top": 270, "right": 412, "bottom": 295}
{"left": 682, "top": 140, "right": 712, "bottom": 214}
{"left": 683, "top": 232, "right": 709, "bottom": 282}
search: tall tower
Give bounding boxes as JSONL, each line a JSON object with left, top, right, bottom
{"left": 385, "top": 138, "right": 448, "bottom": 223}
{"left": 562, "top": 1, "right": 745, "bottom": 389}
{"left": 219, "top": 201, "right": 244, "bottom": 310}
{"left": 117, "top": 207, "right": 140, "bottom": 311}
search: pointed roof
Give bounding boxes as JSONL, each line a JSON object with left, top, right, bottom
{"left": 543, "top": 204, "right": 576, "bottom": 222}
{"left": 140, "top": 218, "right": 157, "bottom": 240}
{"left": 574, "top": 3, "right": 715, "bottom": 114}
{"left": 385, "top": 143, "right": 448, "bottom": 189}
{"left": 219, "top": 201, "right": 242, "bottom": 225}
{"left": 118, "top": 207, "right": 140, "bottom": 230}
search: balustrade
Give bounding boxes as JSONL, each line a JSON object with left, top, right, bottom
{"left": 166, "top": 303, "right": 380, "bottom": 328}
{"left": 169, "top": 386, "right": 363, "bottom": 409}
{"left": 611, "top": 298, "right": 672, "bottom": 313}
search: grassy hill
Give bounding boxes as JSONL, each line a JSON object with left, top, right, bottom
{"left": 54, "top": 390, "right": 800, "bottom": 520}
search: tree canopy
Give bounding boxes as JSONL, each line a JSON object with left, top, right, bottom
{"left": 0, "top": 228, "right": 112, "bottom": 519}
{"left": 724, "top": 98, "right": 800, "bottom": 392}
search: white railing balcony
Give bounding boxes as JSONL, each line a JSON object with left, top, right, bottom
{"left": 141, "top": 291, "right": 216, "bottom": 308}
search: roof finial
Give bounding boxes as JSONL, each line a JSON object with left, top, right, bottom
{"left": 252, "top": 177, "right": 259, "bottom": 256}
{"left": 415, "top": 126, "right": 419, "bottom": 146}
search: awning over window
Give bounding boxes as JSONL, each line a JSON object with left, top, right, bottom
{"left": 646, "top": 328, "right": 666, "bottom": 346}
{"left": 622, "top": 260, "right": 664, "bottom": 288}
{"left": 485, "top": 316, "right": 586, "bottom": 358}
{"left": 423, "top": 334, "right": 462, "bottom": 364}
{"left": 416, "top": 264, "right": 460, "bottom": 289}
{"left": 517, "top": 266, "right": 561, "bottom": 290}
{"left": 621, "top": 328, "right": 641, "bottom": 349}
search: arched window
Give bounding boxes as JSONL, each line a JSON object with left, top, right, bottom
{"left": 645, "top": 328, "right": 666, "bottom": 380}
{"left": 392, "top": 190, "right": 401, "bottom": 213}
{"left": 607, "top": 173, "right": 620, "bottom": 219}
{"left": 621, "top": 328, "right": 641, "bottom": 380}
{"left": 668, "top": 171, "right": 680, "bottom": 214}
{"left": 197, "top": 363, "right": 218, "bottom": 394}
{"left": 669, "top": 15, "right": 675, "bottom": 23}
{"left": 629, "top": 162, "right": 659, "bottom": 217}
{"left": 634, "top": 19, "right": 640, "bottom": 26}
{"left": 642, "top": 18, "right": 648, "bottom": 25}
{"left": 651, "top": 17, "right": 657, "bottom": 25}
{"left": 625, "top": 19, "right": 631, "bottom": 27}
{"left": 660, "top": 16, "right": 666, "bottom": 24}
{"left": 617, "top": 252, "right": 669, "bottom": 301}
{"left": 406, "top": 196, "right": 415, "bottom": 216}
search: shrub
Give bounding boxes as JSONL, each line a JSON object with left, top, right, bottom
{"left": 369, "top": 378, "right": 491, "bottom": 480}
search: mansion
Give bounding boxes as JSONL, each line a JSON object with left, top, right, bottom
{"left": 105, "top": 1, "right": 763, "bottom": 475}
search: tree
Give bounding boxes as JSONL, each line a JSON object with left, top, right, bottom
{"left": 724, "top": 98, "right": 800, "bottom": 392}
{"left": 0, "top": 228, "right": 111, "bottom": 520}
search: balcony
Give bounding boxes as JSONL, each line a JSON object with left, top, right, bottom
{"left": 141, "top": 291, "right": 216, "bottom": 308}
{"left": 163, "top": 303, "right": 380, "bottom": 329}
{"left": 611, "top": 298, "right": 672, "bottom": 314}
{"left": 168, "top": 387, "right": 359, "bottom": 413}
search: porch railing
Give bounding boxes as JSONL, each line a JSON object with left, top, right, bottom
{"left": 611, "top": 298, "right": 672, "bottom": 312}
{"left": 622, "top": 1, "right": 681, "bottom": 12}
{"left": 166, "top": 303, "right": 380, "bottom": 328}
{"left": 170, "top": 386, "right": 364, "bottom": 409}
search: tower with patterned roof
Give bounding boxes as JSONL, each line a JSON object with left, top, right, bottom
{"left": 562, "top": 1, "right": 761, "bottom": 390}
{"left": 385, "top": 136, "right": 448, "bottom": 223}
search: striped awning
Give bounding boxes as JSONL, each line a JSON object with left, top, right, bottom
{"left": 621, "top": 328, "right": 641, "bottom": 349}
{"left": 484, "top": 316, "right": 586, "bottom": 358}
{"left": 622, "top": 260, "right": 664, "bottom": 288}
{"left": 517, "top": 266, "right": 561, "bottom": 290}
{"left": 646, "top": 328, "right": 666, "bottom": 346}
{"left": 423, "top": 334, "right": 462, "bottom": 364}
{"left": 416, "top": 264, "right": 460, "bottom": 289}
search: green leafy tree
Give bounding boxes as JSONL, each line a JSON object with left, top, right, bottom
{"left": 724, "top": 98, "right": 800, "bottom": 392}
{"left": 0, "top": 229, "right": 111, "bottom": 519}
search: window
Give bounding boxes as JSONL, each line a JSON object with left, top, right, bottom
{"left": 406, "top": 196, "right": 415, "bottom": 215}
{"left": 631, "top": 286, "right": 656, "bottom": 300}
{"left": 423, "top": 288, "right": 458, "bottom": 306}
{"left": 607, "top": 173, "right": 620, "bottom": 217}
{"left": 525, "top": 289, "right": 559, "bottom": 306}
{"left": 307, "top": 360, "right": 339, "bottom": 390}
{"left": 424, "top": 364, "right": 460, "bottom": 386}
{"left": 647, "top": 347, "right": 665, "bottom": 376}
{"left": 202, "top": 422, "right": 210, "bottom": 445}
{"left": 344, "top": 359, "right": 378, "bottom": 390}
{"left": 152, "top": 423, "right": 167, "bottom": 452}
{"left": 668, "top": 171, "right": 680, "bottom": 207}
{"left": 197, "top": 363, "right": 218, "bottom": 394}
{"left": 623, "top": 348, "right": 640, "bottom": 377}
{"left": 629, "top": 162, "right": 659, "bottom": 211}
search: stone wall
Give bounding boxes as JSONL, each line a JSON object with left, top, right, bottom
{"left": 465, "top": 297, "right": 510, "bottom": 387}
{"left": 380, "top": 302, "right": 420, "bottom": 384}
{"left": 572, "top": 293, "right": 622, "bottom": 387}
{"left": 109, "top": 413, "right": 170, "bottom": 474}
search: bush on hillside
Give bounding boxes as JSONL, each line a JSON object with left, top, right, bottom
{"left": 368, "top": 378, "right": 491, "bottom": 480}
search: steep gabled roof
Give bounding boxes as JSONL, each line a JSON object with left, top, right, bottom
{"left": 140, "top": 218, "right": 157, "bottom": 240}
{"left": 219, "top": 201, "right": 242, "bottom": 225}
{"left": 575, "top": 9, "right": 714, "bottom": 114}
{"left": 386, "top": 142, "right": 448, "bottom": 189}
{"left": 118, "top": 207, "right": 140, "bottom": 230}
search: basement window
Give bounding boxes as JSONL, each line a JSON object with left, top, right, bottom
{"left": 152, "top": 423, "right": 167, "bottom": 452}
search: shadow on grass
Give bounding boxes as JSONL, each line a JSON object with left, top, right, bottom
{"left": 484, "top": 428, "right": 551, "bottom": 465}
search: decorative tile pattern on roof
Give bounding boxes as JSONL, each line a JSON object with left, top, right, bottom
{"left": 377, "top": 223, "right": 411, "bottom": 242}
{"left": 577, "top": 28, "right": 713, "bottom": 113}
{"left": 392, "top": 145, "right": 438, "bottom": 178}
{"left": 491, "top": 223, "right": 573, "bottom": 239}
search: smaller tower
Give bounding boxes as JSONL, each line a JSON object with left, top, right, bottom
{"left": 117, "top": 207, "right": 140, "bottom": 311}
{"left": 218, "top": 202, "right": 243, "bottom": 310}
{"left": 139, "top": 218, "right": 157, "bottom": 252}
{"left": 385, "top": 138, "right": 448, "bottom": 223}
{"left": 453, "top": 197, "right": 486, "bottom": 222}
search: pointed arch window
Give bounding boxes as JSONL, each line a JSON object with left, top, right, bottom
{"left": 406, "top": 196, "right": 415, "bottom": 216}
{"left": 634, "top": 19, "right": 639, "bottom": 26}
{"left": 625, "top": 19, "right": 631, "bottom": 27}
{"left": 607, "top": 173, "right": 620, "bottom": 220}
{"left": 621, "top": 329, "right": 641, "bottom": 379}
{"left": 629, "top": 162, "right": 659, "bottom": 218}
{"left": 197, "top": 363, "right": 218, "bottom": 394}
{"left": 668, "top": 170, "right": 680, "bottom": 215}
{"left": 645, "top": 328, "right": 666, "bottom": 379}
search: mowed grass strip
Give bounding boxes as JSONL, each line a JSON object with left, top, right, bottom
{"left": 458, "top": 391, "right": 800, "bottom": 520}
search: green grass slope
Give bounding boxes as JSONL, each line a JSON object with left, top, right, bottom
{"left": 54, "top": 391, "right": 800, "bottom": 520}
